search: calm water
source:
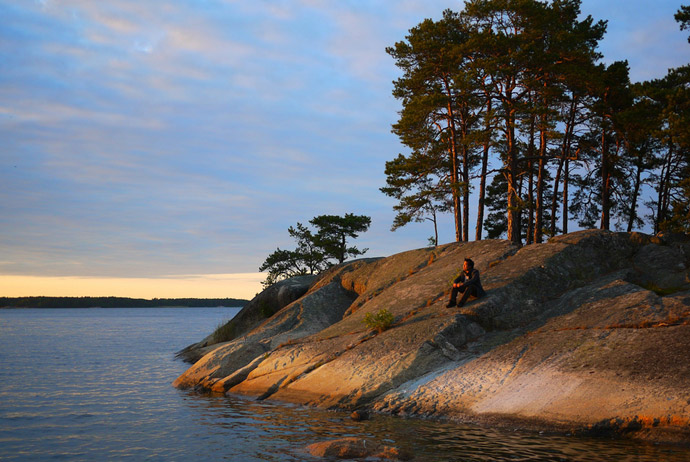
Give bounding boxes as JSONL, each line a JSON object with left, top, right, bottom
{"left": 1, "top": 308, "right": 689, "bottom": 461}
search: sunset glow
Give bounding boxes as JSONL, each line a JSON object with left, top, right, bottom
{"left": 0, "top": 273, "right": 264, "bottom": 300}
{"left": 2, "top": 1, "right": 688, "bottom": 299}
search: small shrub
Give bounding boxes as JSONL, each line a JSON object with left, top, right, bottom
{"left": 641, "top": 282, "right": 685, "bottom": 296}
{"left": 363, "top": 308, "right": 394, "bottom": 333}
{"left": 260, "top": 302, "right": 274, "bottom": 318}
{"left": 211, "top": 320, "right": 236, "bottom": 343}
{"left": 449, "top": 268, "right": 463, "bottom": 284}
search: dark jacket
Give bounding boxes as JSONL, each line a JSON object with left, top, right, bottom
{"left": 453, "top": 268, "right": 486, "bottom": 297}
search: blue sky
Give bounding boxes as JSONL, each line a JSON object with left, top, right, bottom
{"left": 1, "top": 0, "right": 689, "bottom": 299}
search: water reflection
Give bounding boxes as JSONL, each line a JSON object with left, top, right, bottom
{"left": 2, "top": 308, "right": 688, "bottom": 462}
{"left": 181, "top": 391, "right": 690, "bottom": 462}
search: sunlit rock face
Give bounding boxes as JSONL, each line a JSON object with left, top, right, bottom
{"left": 305, "top": 437, "right": 412, "bottom": 460}
{"left": 175, "top": 275, "right": 317, "bottom": 363}
{"left": 174, "top": 230, "right": 690, "bottom": 444}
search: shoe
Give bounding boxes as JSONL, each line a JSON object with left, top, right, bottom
{"left": 446, "top": 302, "right": 456, "bottom": 308}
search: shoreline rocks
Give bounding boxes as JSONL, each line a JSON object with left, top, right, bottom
{"left": 305, "top": 437, "right": 413, "bottom": 460}
{"left": 174, "top": 230, "right": 690, "bottom": 445}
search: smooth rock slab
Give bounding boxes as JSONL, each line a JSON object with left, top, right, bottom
{"left": 175, "top": 230, "right": 690, "bottom": 444}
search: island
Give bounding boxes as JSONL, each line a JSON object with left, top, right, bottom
{"left": 174, "top": 230, "right": 690, "bottom": 445}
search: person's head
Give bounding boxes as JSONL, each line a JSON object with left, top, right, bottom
{"left": 463, "top": 258, "right": 474, "bottom": 272}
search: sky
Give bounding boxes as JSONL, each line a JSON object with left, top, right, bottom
{"left": 1, "top": 0, "right": 689, "bottom": 300}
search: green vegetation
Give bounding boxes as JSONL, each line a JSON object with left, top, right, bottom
{"left": 659, "top": 177, "right": 690, "bottom": 234}
{"left": 677, "top": 4, "right": 690, "bottom": 42}
{"left": 363, "top": 308, "right": 395, "bottom": 334}
{"left": 383, "top": 1, "right": 690, "bottom": 245}
{"left": 211, "top": 319, "right": 236, "bottom": 344}
{"left": 259, "top": 301, "right": 274, "bottom": 318}
{"left": 259, "top": 213, "right": 371, "bottom": 287}
{"left": 0, "top": 297, "right": 248, "bottom": 309}
{"left": 641, "top": 282, "right": 687, "bottom": 297}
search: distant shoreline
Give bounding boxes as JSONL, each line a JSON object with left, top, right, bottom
{"left": 0, "top": 296, "right": 249, "bottom": 309}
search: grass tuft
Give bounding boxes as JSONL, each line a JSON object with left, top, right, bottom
{"left": 211, "top": 320, "right": 236, "bottom": 344}
{"left": 641, "top": 282, "right": 686, "bottom": 296}
{"left": 260, "top": 302, "right": 274, "bottom": 318}
{"left": 363, "top": 308, "right": 395, "bottom": 334}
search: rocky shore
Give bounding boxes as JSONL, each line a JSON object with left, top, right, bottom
{"left": 173, "top": 230, "right": 690, "bottom": 445}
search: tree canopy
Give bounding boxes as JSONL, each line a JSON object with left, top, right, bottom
{"left": 385, "top": 0, "right": 690, "bottom": 244}
{"left": 259, "top": 214, "right": 371, "bottom": 287}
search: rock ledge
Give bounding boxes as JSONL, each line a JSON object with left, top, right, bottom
{"left": 174, "top": 230, "right": 690, "bottom": 444}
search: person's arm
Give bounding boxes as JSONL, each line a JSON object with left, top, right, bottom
{"left": 452, "top": 274, "right": 464, "bottom": 288}
{"left": 464, "top": 269, "right": 480, "bottom": 286}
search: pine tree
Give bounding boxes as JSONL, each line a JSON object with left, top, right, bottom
{"left": 644, "top": 66, "right": 690, "bottom": 233}
{"left": 310, "top": 214, "right": 371, "bottom": 264}
{"left": 461, "top": 0, "right": 605, "bottom": 244}
{"left": 259, "top": 214, "right": 371, "bottom": 287}
{"left": 386, "top": 10, "right": 483, "bottom": 242}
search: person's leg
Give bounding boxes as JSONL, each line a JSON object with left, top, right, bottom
{"left": 457, "top": 285, "right": 478, "bottom": 307}
{"left": 446, "top": 286, "right": 462, "bottom": 307}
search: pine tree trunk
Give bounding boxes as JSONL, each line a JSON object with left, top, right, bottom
{"left": 444, "top": 81, "right": 462, "bottom": 242}
{"left": 461, "top": 110, "right": 470, "bottom": 242}
{"left": 476, "top": 99, "right": 492, "bottom": 241}
{"left": 535, "top": 113, "right": 547, "bottom": 244}
{"left": 552, "top": 98, "right": 576, "bottom": 236}
{"left": 527, "top": 158, "right": 534, "bottom": 245}
{"left": 506, "top": 113, "right": 521, "bottom": 246}
{"left": 463, "top": 148, "right": 470, "bottom": 242}
{"left": 526, "top": 115, "right": 535, "bottom": 245}
{"left": 626, "top": 154, "right": 643, "bottom": 233}
{"left": 562, "top": 156, "right": 570, "bottom": 234}
{"left": 433, "top": 209, "right": 439, "bottom": 246}
{"left": 600, "top": 129, "right": 611, "bottom": 230}
{"left": 551, "top": 158, "right": 563, "bottom": 236}
{"left": 657, "top": 142, "right": 675, "bottom": 232}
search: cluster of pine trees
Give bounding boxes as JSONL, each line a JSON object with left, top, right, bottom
{"left": 259, "top": 214, "right": 371, "bottom": 287}
{"left": 382, "top": 0, "right": 690, "bottom": 246}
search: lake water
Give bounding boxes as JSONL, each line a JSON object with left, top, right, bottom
{"left": 1, "top": 307, "right": 689, "bottom": 461}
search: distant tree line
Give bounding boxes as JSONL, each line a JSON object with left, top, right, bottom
{"left": 0, "top": 297, "right": 249, "bottom": 309}
{"left": 382, "top": 0, "right": 690, "bottom": 246}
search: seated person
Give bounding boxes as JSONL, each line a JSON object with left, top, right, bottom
{"left": 447, "top": 258, "right": 486, "bottom": 308}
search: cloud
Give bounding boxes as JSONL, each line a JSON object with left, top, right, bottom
{"left": 579, "top": 0, "right": 690, "bottom": 82}
{"left": 3, "top": 0, "right": 689, "bottom": 298}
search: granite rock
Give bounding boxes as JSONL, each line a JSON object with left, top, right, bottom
{"left": 174, "top": 230, "right": 690, "bottom": 444}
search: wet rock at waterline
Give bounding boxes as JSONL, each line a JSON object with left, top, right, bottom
{"left": 305, "top": 437, "right": 413, "bottom": 460}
